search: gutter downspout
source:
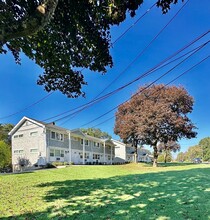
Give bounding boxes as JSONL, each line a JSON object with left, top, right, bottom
{"left": 83, "top": 139, "right": 85, "bottom": 165}
{"left": 68, "top": 131, "right": 71, "bottom": 164}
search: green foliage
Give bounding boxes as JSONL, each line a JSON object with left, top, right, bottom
{"left": 176, "top": 145, "right": 202, "bottom": 162}
{"left": 0, "top": 140, "right": 11, "bottom": 169}
{"left": 176, "top": 152, "right": 186, "bottom": 162}
{"left": 0, "top": 123, "right": 14, "bottom": 144}
{"left": 157, "top": 151, "right": 172, "bottom": 163}
{"left": 199, "top": 137, "right": 210, "bottom": 161}
{"left": 81, "top": 128, "right": 112, "bottom": 139}
{"left": 0, "top": 1, "right": 183, "bottom": 97}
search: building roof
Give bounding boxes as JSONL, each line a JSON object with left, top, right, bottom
{"left": 8, "top": 116, "right": 114, "bottom": 146}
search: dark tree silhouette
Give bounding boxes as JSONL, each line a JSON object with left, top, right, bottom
{"left": 114, "top": 84, "right": 197, "bottom": 167}
{"left": 0, "top": 0, "right": 184, "bottom": 97}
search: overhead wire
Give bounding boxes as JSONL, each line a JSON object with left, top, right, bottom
{"left": 93, "top": 0, "right": 190, "bottom": 100}
{"left": 48, "top": 31, "right": 209, "bottom": 124}
{"left": 0, "top": 3, "right": 156, "bottom": 121}
{"left": 59, "top": 0, "right": 190, "bottom": 126}
{"left": 80, "top": 41, "right": 209, "bottom": 127}
{"left": 9, "top": 41, "right": 210, "bottom": 133}
{"left": 90, "top": 54, "right": 210, "bottom": 129}
{"left": 0, "top": 92, "right": 54, "bottom": 120}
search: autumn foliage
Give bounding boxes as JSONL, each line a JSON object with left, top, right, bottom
{"left": 114, "top": 84, "right": 197, "bottom": 167}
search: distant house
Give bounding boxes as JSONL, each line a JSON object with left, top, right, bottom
{"left": 112, "top": 139, "right": 153, "bottom": 163}
{"left": 9, "top": 117, "right": 115, "bottom": 171}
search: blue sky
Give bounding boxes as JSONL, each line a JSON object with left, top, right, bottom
{"left": 0, "top": 0, "right": 209, "bottom": 155}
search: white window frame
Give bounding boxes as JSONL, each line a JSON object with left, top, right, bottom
{"left": 85, "top": 140, "right": 89, "bottom": 146}
{"left": 30, "top": 148, "right": 38, "bottom": 153}
{"left": 14, "top": 149, "right": 24, "bottom": 154}
{"left": 50, "top": 131, "right": 64, "bottom": 142}
{"left": 80, "top": 138, "right": 84, "bottom": 145}
{"left": 14, "top": 134, "right": 24, "bottom": 139}
{"left": 30, "top": 131, "right": 38, "bottom": 137}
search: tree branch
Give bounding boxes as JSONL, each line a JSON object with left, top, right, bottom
{"left": 0, "top": 0, "right": 59, "bottom": 44}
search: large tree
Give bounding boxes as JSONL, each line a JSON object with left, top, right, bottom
{"left": 157, "top": 141, "right": 180, "bottom": 163}
{"left": 0, "top": 123, "right": 14, "bottom": 144}
{"left": 114, "top": 84, "right": 197, "bottom": 167}
{"left": 199, "top": 137, "right": 210, "bottom": 161}
{"left": 0, "top": 0, "right": 183, "bottom": 97}
{"left": 0, "top": 141, "right": 11, "bottom": 169}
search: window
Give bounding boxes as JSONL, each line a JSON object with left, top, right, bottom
{"left": 108, "top": 155, "right": 111, "bottom": 160}
{"left": 94, "top": 142, "right": 100, "bottom": 147}
{"left": 50, "top": 149, "right": 54, "bottom": 157}
{"left": 60, "top": 134, "right": 64, "bottom": 141}
{"left": 14, "top": 134, "right": 23, "bottom": 139}
{"left": 14, "top": 150, "right": 24, "bottom": 154}
{"left": 85, "top": 153, "right": 89, "bottom": 159}
{"left": 50, "top": 149, "right": 65, "bottom": 157}
{"left": 51, "top": 131, "right": 64, "bottom": 141}
{"left": 51, "top": 132, "right": 56, "bottom": 139}
{"left": 30, "top": 149, "right": 38, "bottom": 153}
{"left": 55, "top": 150, "right": 60, "bottom": 157}
{"left": 85, "top": 140, "right": 89, "bottom": 146}
{"left": 80, "top": 139, "right": 84, "bottom": 145}
{"left": 93, "top": 154, "right": 100, "bottom": 160}
{"left": 30, "top": 131, "right": 38, "bottom": 136}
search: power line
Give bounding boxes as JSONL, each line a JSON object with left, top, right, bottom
{"left": 1, "top": 4, "right": 156, "bottom": 121}
{"left": 50, "top": 33, "right": 209, "bottom": 124}
{"left": 0, "top": 92, "right": 54, "bottom": 121}
{"left": 90, "top": 54, "right": 210, "bottom": 129}
{"left": 80, "top": 41, "right": 209, "bottom": 128}
{"left": 60, "top": 0, "right": 189, "bottom": 126}
{"left": 93, "top": 0, "right": 190, "bottom": 100}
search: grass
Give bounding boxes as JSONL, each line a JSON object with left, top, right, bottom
{"left": 0, "top": 163, "right": 210, "bottom": 220}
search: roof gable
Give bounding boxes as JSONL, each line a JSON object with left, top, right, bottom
{"left": 8, "top": 116, "right": 45, "bottom": 135}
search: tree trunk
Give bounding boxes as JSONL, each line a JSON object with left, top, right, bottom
{"left": 164, "top": 152, "right": 167, "bottom": 163}
{"left": 153, "top": 145, "right": 158, "bottom": 167}
{"left": 133, "top": 138, "right": 138, "bottom": 163}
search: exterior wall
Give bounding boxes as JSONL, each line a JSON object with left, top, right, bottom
{"left": 11, "top": 120, "right": 46, "bottom": 166}
{"left": 46, "top": 132, "right": 114, "bottom": 164}
{"left": 112, "top": 140, "right": 126, "bottom": 161}
{"left": 11, "top": 118, "right": 115, "bottom": 167}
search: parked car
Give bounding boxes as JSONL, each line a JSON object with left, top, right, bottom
{"left": 193, "top": 158, "right": 202, "bottom": 163}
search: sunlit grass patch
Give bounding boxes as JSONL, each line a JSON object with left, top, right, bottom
{"left": 1, "top": 163, "right": 210, "bottom": 219}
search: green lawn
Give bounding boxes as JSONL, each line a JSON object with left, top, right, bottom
{"left": 0, "top": 163, "right": 210, "bottom": 220}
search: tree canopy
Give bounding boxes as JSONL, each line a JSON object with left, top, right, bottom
{"left": 199, "top": 137, "right": 210, "bottom": 161}
{"left": 81, "top": 128, "right": 111, "bottom": 139}
{"left": 0, "top": 123, "right": 14, "bottom": 144}
{"left": 0, "top": 0, "right": 184, "bottom": 97}
{"left": 176, "top": 145, "right": 202, "bottom": 162}
{"left": 114, "top": 84, "right": 197, "bottom": 167}
{"left": 0, "top": 140, "right": 11, "bottom": 169}
{"left": 158, "top": 141, "right": 180, "bottom": 163}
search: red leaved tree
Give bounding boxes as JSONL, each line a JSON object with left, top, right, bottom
{"left": 114, "top": 84, "right": 197, "bottom": 167}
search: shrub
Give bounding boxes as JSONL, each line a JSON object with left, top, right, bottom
{"left": 0, "top": 141, "right": 11, "bottom": 169}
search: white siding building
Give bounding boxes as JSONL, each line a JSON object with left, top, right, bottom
{"left": 9, "top": 117, "right": 115, "bottom": 170}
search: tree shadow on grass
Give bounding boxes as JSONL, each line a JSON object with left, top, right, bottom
{"left": 2, "top": 167, "right": 210, "bottom": 220}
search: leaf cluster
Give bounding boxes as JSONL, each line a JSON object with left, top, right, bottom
{"left": 81, "top": 127, "right": 112, "bottom": 139}
{"left": 114, "top": 84, "right": 197, "bottom": 148}
{"left": 0, "top": 0, "right": 184, "bottom": 97}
